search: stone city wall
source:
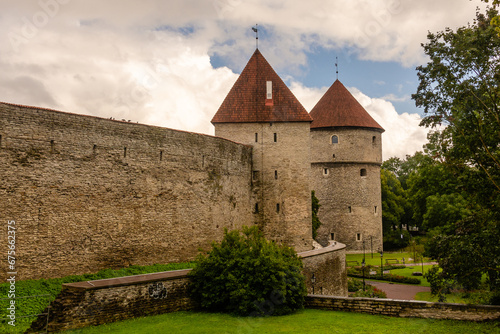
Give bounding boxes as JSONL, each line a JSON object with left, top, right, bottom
{"left": 0, "top": 103, "right": 254, "bottom": 280}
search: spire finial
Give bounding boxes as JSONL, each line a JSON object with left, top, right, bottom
{"left": 252, "top": 24, "right": 258, "bottom": 49}
{"left": 335, "top": 56, "right": 339, "bottom": 80}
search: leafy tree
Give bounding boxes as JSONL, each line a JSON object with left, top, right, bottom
{"left": 311, "top": 190, "right": 322, "bottom": 240}
{"left": 381, "top": 169, "right": 407, "bottom": 232}
{"left": 189, "top": 226, "right": 307, "bottom": 316}
{"left": 413, "top": 7, "right": 500, "bottom": 302}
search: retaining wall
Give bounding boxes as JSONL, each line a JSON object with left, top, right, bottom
{"left": 305, "top": 295, "right": 500, "bottom": 321}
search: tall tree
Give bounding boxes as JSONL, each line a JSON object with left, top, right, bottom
{"left": 413, "top": 7, "right": 500, "bottom": 302}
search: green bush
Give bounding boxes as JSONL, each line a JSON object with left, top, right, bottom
{"left": 351, "top": 285, "right": 387, "bottom": 299}
{"left": 348, "top": 278, "right": 365, "bottom": 292}
{"left": 189, "top": 226, "right": 307, "bottom": 316}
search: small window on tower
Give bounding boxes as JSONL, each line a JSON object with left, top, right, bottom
{"left": 330, "top": 233, "right": 335, "bottom": 240}
{"left": 275, "top": 170, "right": 278, "bottom": 179}
{"left": 274, "top": 133, "right": 277, "bottom": 142}
{"left": 255, "top": 133, "right": 258, "bottom": 142}
{"left": 331, "top": 135, "right": 338, "bottom": 144}
{"left": 374, "top": 206, "right": 378, "bottom": 214}
{"left": 360, "top": 169, "right": 367, "bottom": 177}
{"left": 276, "top": 203, "right": 280, "bottom": 213}
{"left": 356, "top": 233, "right": 362, "bottom": 241}
{"left": 254, "top": 203, "right": 259, "bottom": 213}
{"left": 323, "top": 168, "right": 329, "bottom": 175}
{"left": 372, "top": 136, "right": 376, "bottom": 144}
{"left": 348, "top": 206, "right": 352, "bottom": 213}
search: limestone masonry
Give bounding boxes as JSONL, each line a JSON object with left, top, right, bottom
{"left": 0, "top": 48, "right": 383, "bottom": 280}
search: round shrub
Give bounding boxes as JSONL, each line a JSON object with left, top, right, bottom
{"left": 189, "top": 226, "right": 307, "bottom": 316}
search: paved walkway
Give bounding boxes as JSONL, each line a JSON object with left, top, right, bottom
{"left": 366, "top": 280, "right": 431, "bottom": 300}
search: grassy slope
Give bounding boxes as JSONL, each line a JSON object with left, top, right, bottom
{"left": 63, "top": 309, "right": 499, "bottom": 334}
{"left": 0, "top": 262, "right": 195, "bottom": 334}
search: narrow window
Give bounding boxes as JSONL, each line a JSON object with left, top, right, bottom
{"left": 331, "top": 135, "right": 338, "bottom": 144}
{"left": 276, "top": 203, "right": 280, "bottom": 213}
{"left": 254, "top": 203, "right": 259, "bottom": 213}
{"left": 255, "top": 133, "right": 258, "bottom": 142}
{"left": 330, "top": 233, "right": 335, "bottom": 240}
{"left": 252, "top": 171, "right": 259, "bottom": 181}
{"left": 50, "top": 140, "right": 55, "bottom": 153}
{"left": 93, "top": 145, "right": 97, "bottom": 154}
{"left": 356, "top": 233, "right": 362, "bottom": 241}
{"left": 273, "top": 133, "right": 277, "bottom": 142}
{"left": 348, "top": 206, "right": 352, "bottom": 213}
{"left": 124, "top": 147, "right": 127, "bottom": 158}
{"left": 160, "top": 150, "right": 163, "bottom": 161}
{"left": 374, "top": 206, "right": 377, "bottom": 214}
{"left": 266, "top": 81, "right": 272, "bottom": 99}
{"left": 332, "top": 154, "right": 336, "bottom": 159}
{"left": 0, "top": 135, "right": 2, "bottom": 147}
{"left": 360, "top": 168, "right": 367, "bottom": 177}
{"left": 274, "top": 170, "right": 278, "bottom": 179}
{"left": 372, "top": 136, "right": 376, "bottom": 144}
{"left": 323, "top": 168, "right": 329, "bottom": 175}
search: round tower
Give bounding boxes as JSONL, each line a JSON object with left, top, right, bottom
{"left": 211, "top": 49, "right": 313, "bottom": 252}
{"left": 309, "top": 80, "right": 384, "bottom": 253}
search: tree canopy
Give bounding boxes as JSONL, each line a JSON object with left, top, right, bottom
{"left": 411, "top": 6, "right": 500, "bottom": 303}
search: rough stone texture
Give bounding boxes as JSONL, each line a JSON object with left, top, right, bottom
{"left": 310, "top": 127, "right": 383, "bottom": 252}
{"left": 299, "top": 241, "right": 348, "bottom": 297}
{"left": 0, "top": 103, "right": 253, "bottom": 280}
{"left": 27, "top": 269, "right": 196, "bottom": 333}
{"left": 215, "top": 122, "right": 313, "bottom": 252}
{"left": 305, "top": 295, "right": 500, "bottom": 322}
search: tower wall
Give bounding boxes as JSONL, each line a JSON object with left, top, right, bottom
{"left": 215, "top": 122, "right": 313, "bottom": 252}
{"left": 310, "top": 127, "right": 383, "bottom": 252}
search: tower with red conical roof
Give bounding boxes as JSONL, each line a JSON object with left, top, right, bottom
{"left": 212, "top": 49, "right": 313, "bottom": 252}
{"left": 309, "top": 80, "right": 384, "bottom": 253}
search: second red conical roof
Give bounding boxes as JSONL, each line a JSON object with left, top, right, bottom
{"left": 212, "top": 49, "right": 312, "bottom": 123}
{"left": 310, "top": 80, "right": 384, "bottom": 132}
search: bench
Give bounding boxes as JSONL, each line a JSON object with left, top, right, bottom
{"left": 385, "top": 258, "right": 399, "bottom": 265}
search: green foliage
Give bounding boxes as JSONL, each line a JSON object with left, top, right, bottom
{"left": 383, "top": 229, "right": 411, "bottom": 251}
{"left": 424, "top": 266, "right": 456, "bottom": 302}
{"left": 380, "top": 169, "right": 407, "bottom": 232}
{"left": 0, "top": 262, "right": 195, "bottom": 333}
{"left": 189, "top": 226, "right": 307, "bottom": 316}
{"left": 347, "top": 266, "right": 421, "bottom": 285}
{"left": 311, "top": 190, "right": 322, "bottom": 240}
{"left": 347, "top": 278, "right": 365, "bottom": 292}
{"left": 351, "top": 285, "right": 387, "bottom": 299}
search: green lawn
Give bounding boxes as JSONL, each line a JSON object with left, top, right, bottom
{"left": 346, "top": 252, "right": 431, "bottom": 267}
{"left": 415, "top": 292, "right": 468, "bottom": 304}
{"left": 63, "top": 309, "right": 499, "bottom": 334}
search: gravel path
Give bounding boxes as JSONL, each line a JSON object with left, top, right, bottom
{"left": 366, "top": 280, "right": 431, "bottom": 300}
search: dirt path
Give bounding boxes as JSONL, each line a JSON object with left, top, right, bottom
{"left": 366, "top": 280, "right": 431, "bottom": 300}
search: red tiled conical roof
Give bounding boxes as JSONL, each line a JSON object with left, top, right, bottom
{"left": 310, "top": 80, "right": 384, "bottom": 132}
{"left": 211, "top": 49, "right": 312, "bottom": 123}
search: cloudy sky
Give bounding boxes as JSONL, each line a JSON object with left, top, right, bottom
{"left": 0, "top": 0, "right": 488, "bottom": 159}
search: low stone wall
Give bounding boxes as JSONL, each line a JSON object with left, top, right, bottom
{"left": 27, "top": 269, "right": 196, "bottom": 333}
{"left": 305, "top": 295, "right": 500, "bottom": 322}
{"left": 299, "top": 241, "right": 348, "bottom": 297}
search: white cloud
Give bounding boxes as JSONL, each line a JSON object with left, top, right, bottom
{"left": 349, "top": 87, "right": 429, "bottom": 160}
{"left": 0, "top": 0, "right": 480, "bottom": 155}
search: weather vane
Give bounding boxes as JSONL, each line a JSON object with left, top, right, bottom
{"left": 335, "top": 56, "right": 339, "bottom": 80}
{"left": 252, "top": 24, "right": 258, "bottom": 49}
